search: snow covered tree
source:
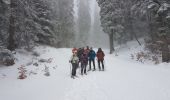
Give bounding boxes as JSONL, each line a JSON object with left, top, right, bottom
{"left": 0, "top": 0, "right": 10, "bottom": 48}
{"left": 121, "top": 0, "right": 142, "bottom": 45}
{"left": 97, "top": 0, "right": 124, "bottom": 54}
{"left": 7, "top": 0, "right": 17, "bottom": 51}
{"left": 0, "top": 0, "right": 75, "bottom": 50}
{"left": 6, "top": 0, "right": 40, "bottom": 50}
{"left": 76, "top": 0, "right": 91, "bottom": 46}
{"left": 56, "top": 0, "right": 75, "bottom": 47}
{"left": 28, "top": 0, "right": 56, "bottom": 47}
{"left": 97, "top": 0, "right": 170, "bottom": 61}
{"left": 132, "top": 0, "right": 170, "bottom": 62}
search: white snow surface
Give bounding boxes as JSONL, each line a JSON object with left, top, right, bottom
{"left": 0, "top": 41, "right": 170, "bottom": 100}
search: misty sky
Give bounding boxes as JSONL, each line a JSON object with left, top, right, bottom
{"left": 73, "top": 0, "right": 109, "bottom": 48}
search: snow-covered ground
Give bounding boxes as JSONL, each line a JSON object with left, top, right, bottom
{"left": 0, "top": 41, "right": 170, "bottom": 100}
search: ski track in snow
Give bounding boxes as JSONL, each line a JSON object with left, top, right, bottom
{"left": 0, "top": 43, "right": 170, "bottom": 100}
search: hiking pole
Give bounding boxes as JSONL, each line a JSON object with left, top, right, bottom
{"left": 70, "top": 63, "right": 72, "bottom": 76}
{"left": 103, "top": 59, "right": 106, "bottom": 70}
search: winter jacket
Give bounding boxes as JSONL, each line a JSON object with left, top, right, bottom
{"left": 96, "top": 51, "right": 105, "bottom": 60}
{"left": 84, "top": 49, "right": 90, "bottom": 55}
{"left": 80, "top": 53, "right": 88, "bottom": 65}
{"left": 88, "top": 50, "right": 96, "bottom": 60}
{"left": 70, "top": 55, "right": 79, "bottom": 64}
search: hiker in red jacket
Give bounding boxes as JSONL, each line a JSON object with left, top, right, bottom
{"left": 96, "top": 48, "right": 105, "bottom": 71}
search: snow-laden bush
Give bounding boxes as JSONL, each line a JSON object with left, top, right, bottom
{"left": 0, "top": 48, "right": 15, "bottom": 66}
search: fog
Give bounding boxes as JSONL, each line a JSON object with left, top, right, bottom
{"left": 73, "top": 0, "right": 109, "bottom": 48}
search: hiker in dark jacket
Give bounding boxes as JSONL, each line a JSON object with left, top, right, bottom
{"left": 77, "top": 47, "right": 84, "bottom": 67}
{"left": 83, "top": 46, "right": 90, "bottom": 56}
{"left": 96, "top": 48, "right": 105, "bottom": 71}
{"left": 69, "top": 52, "right": 79, "bottom": 78}
{"left": 88, "top": 47, "right": 96, "bottom": 71}
{"left": 77, "top": 47, "right": 84, "bottom": 60}
{"left": 80, "top": 52, "right": 88, "bottom": 75}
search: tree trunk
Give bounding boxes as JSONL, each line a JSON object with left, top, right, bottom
{"left": 109, "top": 30, "right": 114, "bottom": 54}
{"left": 134, "top": 32, "right": 141, "bottom": 46}
{"left": 7, "top": 0, "right": 17, "bottom": 51}
{"left": 161, "top": 35, "right": 170, "bottom": 63}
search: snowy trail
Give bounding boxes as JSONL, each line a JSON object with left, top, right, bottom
{"left": 0, "top": 45, "right": 170, "bottom": 100}
{"left": 62, "top": 52, "right": 170, "bottom": 100}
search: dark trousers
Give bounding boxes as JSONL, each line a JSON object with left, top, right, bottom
{"left": 98, "top": 60, "right": 104, "bottom": 70}
{"left": 89, "top": 59, "right": 95, "bottom": 70}
{"left": 72, "top": 63, "right": 78, "bottom": 76}
{"left": 81, "top": 63, "right": 87, "bottom": 74}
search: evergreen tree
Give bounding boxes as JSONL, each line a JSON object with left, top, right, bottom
{"left": 0, "top": 0, "right": 75, "bottom": 50}
{"left": 97, "top": 0, "right": 124, "bottom": 53}
{"left": 57, "top": 0, "right": 75, "bottom": 47}
{"left": 77, "top": 0, "right": 91, "bottom": 46}
{"left": 0, "top": 0, "right": 10, "bottom": 48}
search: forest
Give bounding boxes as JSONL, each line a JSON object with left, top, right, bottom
{"left": 0, "top": 1, "right": 170, "bottom": 100}
{"left": 0, "top": 0, "right": 170, "bottom": 66}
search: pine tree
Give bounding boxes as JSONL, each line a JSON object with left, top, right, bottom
{"left": 0, "top": 0, "right": 75, "bottom": 50}
{"left": 7, "top": 0, "right": 17, "bottom": 51}
{"left": 0, "top": 0, "right": 10, "bottom": 48}
{"left": 57, "top": 0, "right": 75, "bottom": 47}
{"left": 97, "top": 0, "right": 124, "bottom": 54}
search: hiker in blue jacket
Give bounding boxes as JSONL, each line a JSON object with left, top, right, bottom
{"left": 88, "top": 47, "right": 96, "bottom": 71}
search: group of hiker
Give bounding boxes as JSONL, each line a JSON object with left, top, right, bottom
{"left": 69, "top": 46, "right": 105, "bottom": 79}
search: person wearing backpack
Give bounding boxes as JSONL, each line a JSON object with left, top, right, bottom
{"left": 69, "top": 52, "right": 79, "bottom": 78}
{"left": 80, "top": 52, "right": 88, "bottom": 75}
{"left": 96, "top": 48, "right": 105, "bottom": 71}
{"left": 88, "top": 47, "right": 96, "bottom": 71}
{"left": 77, "top": 47, "right": 84, "bottom": 61}
{"left": 77, "top": 47, "right": 84, "bottom": 67}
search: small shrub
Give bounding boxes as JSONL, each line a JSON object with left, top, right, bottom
{"left": 18, "top": 65, "right": 27, "bottom": 79}
{"left": 0, "top": 49, "right": 15, "bottom": 66}
{"left": 44, "top": 65, "right": 50, "bottom": 77}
